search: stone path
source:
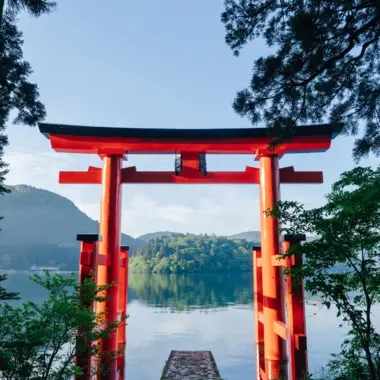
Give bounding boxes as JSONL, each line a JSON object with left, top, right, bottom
{"left": 161, "top": 351, "right": 221, "bottom": 379}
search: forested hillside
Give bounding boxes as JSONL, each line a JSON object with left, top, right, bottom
{"left": 0, "top": 185, "right": 143, "bottom": 269}
{"left": 129, "top": 234, "right": 253, "bottom": 273}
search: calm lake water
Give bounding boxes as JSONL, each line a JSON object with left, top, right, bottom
{"left": 3, "top": 273, "right": 365, "bottom": 379}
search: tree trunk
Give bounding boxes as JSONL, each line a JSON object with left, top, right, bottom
{"left": 0, "top": 0, "right": 4, "bottom": 29}
{"left": 364, "top": 344, "right": 377, "bottom": 380}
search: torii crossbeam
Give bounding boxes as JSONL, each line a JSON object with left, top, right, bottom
{"left": 39, "top": 122, "right": 342, "bottom": 380}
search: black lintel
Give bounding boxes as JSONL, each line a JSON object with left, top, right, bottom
{"left": 76, "top": 234, "right": 103, "bottom": 242}
{"left": 283, "top": 234, "right": 306, "bottom": 243}
{"left": 39, "top": 122, "right": 343, "bottom": 140}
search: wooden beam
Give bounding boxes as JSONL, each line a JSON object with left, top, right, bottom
{"left": 273, "top": 321, "right": 288, "bottom": 341}
{"left": 271, "top": 255, "right": 286, "bottom": 267}
{"left": 59, "top": 166, "right": 102, "bottom": 184}
{"left": 280, "top": 166, "right": 323, "bottom": 183}
{"left": 59, "top": 166, "right": 323, "bottom": 185}
{"left": 259, "top": 367, "right": 268, "bottom": 380}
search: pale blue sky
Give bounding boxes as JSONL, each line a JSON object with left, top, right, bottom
{"left": 4, "top": 0, "right": 380, "bottom": 237}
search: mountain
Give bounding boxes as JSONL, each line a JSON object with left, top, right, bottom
{"left": 227, "top": 231, "right": 261, "bottom": 243}
{"left": 138, "top": 230, "right": 315, "bottom": 246}
{"left": 136, "top": 230, "right": 262, "bottom": 243}
{"left": 137, "top": 231, "right": 176, "bottom": 242}
{"left": 228, "top": 231, "right": 315, "bottom": 243}
{"left": 0, "top": 185, "right": 143, "bottom": 270}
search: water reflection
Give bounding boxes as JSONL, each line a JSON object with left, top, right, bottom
{"left": 128, "top": 273, "right": 253, "bottom": 311}
{"left": 5, "top": 273, "right": 376, "bottom": 379}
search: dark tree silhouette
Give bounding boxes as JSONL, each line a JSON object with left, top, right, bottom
{"left": 222, "top": 0, "right": 380, "bottom": 160}
{"left": 0, "top": 1, "right": 55, "bottom": 25}
{"left": 0, "top": 0, "right": 55, "bottom": 194}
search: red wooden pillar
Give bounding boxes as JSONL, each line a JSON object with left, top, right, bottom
{"left": 283, "top": 234, "right": 308, "bottom": 380}
{"left": 259, "top": 154, "right": 286, "bottom": 379}
{"left": 76, "top": 233, "right": 102, "bottom": 380}
{"left": 98, "top": 155, "right": 123, "bottom": 380}
{"left": 253, "top": 245, "right": 265, "bottom": 378}
{"left": 118, "top": 245, "right": 129, "bottom": 379}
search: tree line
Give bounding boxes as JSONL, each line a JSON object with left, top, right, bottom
{"left": 129, "top": 234, "right": 253, "bottom": 274}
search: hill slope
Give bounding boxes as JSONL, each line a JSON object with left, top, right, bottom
{"left": 0, "top": 185, "right": 143, "bottom": 269}
{"left": 137, "top": 231, "right": 176, "bottom": 242}
{"left": 227, "top": 231, "right": 261, "bottom": 243}
{"left": 138, "top": 230, "right": 262, "bottom": 243}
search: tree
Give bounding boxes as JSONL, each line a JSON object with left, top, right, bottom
{"left": 0, "top": 271, "right": 125, "bottom": 379}
{"left": 0, "top": 0, "right": 55, "bottom": 195}
{"left": 222, "top": 1, "right": 380, "bottom": 160}
{"left": 174, "top": 246, "right": 180, "bottom": 260}
{"left": 158, "top": 244, "right": 166, "bottom": 259}
{"left": 269, "top": 167, "right": 380, "bottom": 379}
{"left": 0, "top": 1, "right": 55, "bottom": 25}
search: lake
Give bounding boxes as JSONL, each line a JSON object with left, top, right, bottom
{"left": 3, "top": 273, "right": 361, "bottom": 379}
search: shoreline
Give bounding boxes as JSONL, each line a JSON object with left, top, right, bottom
{"left": 0, "top": 269, "right": 78, "bottom": 275}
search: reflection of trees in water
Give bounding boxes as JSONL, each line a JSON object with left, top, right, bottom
{"left": 128, "top": 273, "right": 253, "bottom": 312}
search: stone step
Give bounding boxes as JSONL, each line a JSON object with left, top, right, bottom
{"left": 161, "top": 350, "right": 222, "bottom": 380}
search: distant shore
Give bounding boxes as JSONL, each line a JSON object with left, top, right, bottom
{"left": 0, "top": 269, "right": 78, "bottom": 275}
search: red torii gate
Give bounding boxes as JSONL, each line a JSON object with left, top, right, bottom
{"left": 39, "top": 122, "right": 342, "bottom": 380}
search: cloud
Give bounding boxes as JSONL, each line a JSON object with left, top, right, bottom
{"left": 5, "top": 150, "right": 73, "bottom": 189}
{"left": 74, "top": 202, "right": 100, "bottom": 221}
{"left": 121, "top": 185, "right": 260, "bottom": 237}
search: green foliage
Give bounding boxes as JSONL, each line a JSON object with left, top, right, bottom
{"left": 129, "top": 234, "right": 253, "bottom": 274}
{"left": 2, "top": 1, "right": 56, "bottom": 19}
{"left": 269, "top": 167, "right": 380, "bottom": 379}
{"left": 0, "top": 271, "right": 126, "bottom": 379}
{"left": 222, "top": 1, "right": 380, "bottom": 160}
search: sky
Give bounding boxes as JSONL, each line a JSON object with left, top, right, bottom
{"left": 4, "top": 0, "right": 380, "bottom": 238}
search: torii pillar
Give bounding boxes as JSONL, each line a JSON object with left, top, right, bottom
{"left": 259, "top": 154, "right": 284, "bottom": 378}
{"left": 98, "top": 155, "right": 123, "bottom": 378}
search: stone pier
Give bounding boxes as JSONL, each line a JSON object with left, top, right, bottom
{"left": 161, "top": 351, "right": 222, "bottom": 380}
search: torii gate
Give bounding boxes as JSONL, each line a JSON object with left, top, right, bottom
{"left": 39, "top": 122, "right": 342, "bottom": 380}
